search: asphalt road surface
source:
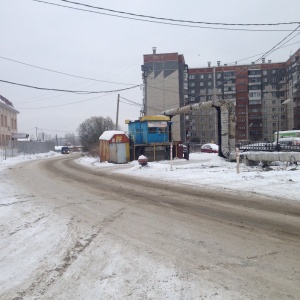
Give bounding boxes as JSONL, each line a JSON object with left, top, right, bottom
{"left": 1, "top": 154, "right": 300, "bottom": 299}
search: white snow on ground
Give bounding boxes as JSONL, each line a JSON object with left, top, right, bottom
{"left": 76, "top": 152, "right": 300, "bottom": 202}
{"left": 0, "top": 151, "right": 299, "bottom": 299}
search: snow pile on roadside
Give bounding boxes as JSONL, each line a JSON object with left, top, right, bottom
{"left": 0, "top": 151, "right": 60, "bottom": 168}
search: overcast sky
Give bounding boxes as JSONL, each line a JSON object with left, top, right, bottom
{"left": 1, "top": 0, "right": 300, "bottom": 138}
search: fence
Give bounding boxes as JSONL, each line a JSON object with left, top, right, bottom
{"left": 0, "top": 140, "right": 55, "bottom": 160}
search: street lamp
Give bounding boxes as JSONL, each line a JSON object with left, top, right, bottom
{"left": 275, "top": 99, "right": 292, "bottom": 151}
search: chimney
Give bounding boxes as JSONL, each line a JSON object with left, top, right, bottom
{"left": 208, "top": 61, "right": 211, "bottom": 67}
{"left": 262, "top": 58, "right": 265, "bottom": 64}
{"left": 268, "top": 60, "right": 272, "bottom": 64}
{"left": 152, "top": 47, "right": 157, "bottom": 54}
{"left": 217, "top": 61, "right": 220, "bottom": 67}
{"left": 251, "top": 62, "right": 255, "bottom": 64}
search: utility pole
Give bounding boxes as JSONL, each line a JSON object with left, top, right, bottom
{"left": 116, "top": 94, "right": 120, "bottom": 130}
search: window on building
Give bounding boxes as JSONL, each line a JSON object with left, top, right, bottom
{"left": 200, "top": 74, "right": 204, "bottom": 79}
{"left": 200, "top": 82, "right": 204, "bottom": 86}
{"left": 208, "top": 74, "right": 212, "bottom": 79}
{"left": 189, "top": 82, "right": 195, "bottom": 87}
{"left": 272, "top": 70, "right": 276, "bottom": 74}
{"left": 263, "top": 78, "right": 267, "bottom": 82}
{"left": 272, "top": 77, "right": 276, "bottom": 82}
{"left": 217, "top": 73, "right": 222, "bottom": 79}
{"left": 190, "top": 97, "right": 195, "bottom": 102}
{"left": 263, "top": 70, "right": 267, "bottom": 75}
{"left": 189, "top": 89, "right": 195, "bottom": 94}
{"left": 189, "top": 74, "right": 195, "bottom": 79}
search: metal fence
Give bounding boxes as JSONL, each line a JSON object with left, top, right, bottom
{"left": 237, "top": 141, "right": 300, "bottom": 153}
{"left": 0, "top": 140, "right": 55, "bottom": 160}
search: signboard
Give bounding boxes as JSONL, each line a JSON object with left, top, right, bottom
{"left": 12, "top": 133, "right": 29, "bottom": 139}
{"left": 148, "top": 121, "right": 167, "bottom": 128}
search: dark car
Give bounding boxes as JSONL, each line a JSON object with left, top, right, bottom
{"left": 61, "top": 146, "right": 70, "bottom": 154}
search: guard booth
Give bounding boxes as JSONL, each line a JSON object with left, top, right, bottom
{"left": 126, "top": 115, "right": 171, "bottom": 161}
{"left": 99, "top": 131, "right": 130, "bottom": 164}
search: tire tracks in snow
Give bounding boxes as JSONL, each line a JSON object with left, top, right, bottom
{"left": 11, "top": 207, "right": 125, "bottom": 299}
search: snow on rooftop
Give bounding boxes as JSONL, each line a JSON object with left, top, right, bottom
{"left": 99, "top": 130, "right": 128, "bottom": 141}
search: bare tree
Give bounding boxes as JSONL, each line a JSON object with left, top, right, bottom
{"left": 78, "top": 116, "right": 115, "bottom": 153}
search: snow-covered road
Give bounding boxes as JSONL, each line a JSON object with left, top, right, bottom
{"left": 0, "top": 152, "right": 300, "bottom": 299}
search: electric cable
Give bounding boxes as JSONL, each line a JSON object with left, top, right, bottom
{"left": 0, "top": 79, "right": 141, "bottom": 94}
{"left": 32, "top": 0, "right": 300, "bottom": 32}
{"left": 15, "top": 92, "right": 115, "bottom": 109}
{"left": 52, "top": 0, "right": 300, "bottom": 27}
{"left": 0, "top": 56, "right": 137, "bottom": 86}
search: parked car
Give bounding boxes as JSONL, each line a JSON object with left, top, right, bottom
{"left": 61, "top": 146, "right": 70, "bottom": 154}
{"left": 201, "top": 143, "right": 219, "bottom": 153}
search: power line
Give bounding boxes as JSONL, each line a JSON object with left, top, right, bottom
{"left": 227, "top": 40, "right": 300, "bottom": 65}
{"left": 54, "top": 0, "right": 300, "bottom": 27}
{"left": 16, "top": 92, "right": 115, "bottom": 109}
{"left": 213, "top": 25, "right": 300, "bottom": 89}
{"left": 0, "top": 79, "right": 141, "bottom": 94}
{"left": 0, "top": 56, "right": 137, "bottom": 86}
{"left": 33, "top": 0, "right": 300, "bottom": 32}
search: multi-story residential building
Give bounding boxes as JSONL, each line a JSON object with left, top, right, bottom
{"left": 142, "top": 48, "right": 300, "bottom": 144}
{"left": 141, "top": 48, "right": 188, "bottom": 142}
{"left": 0, "top": 95, "right": 19, "bottom": 145}
{"left": 188, "top": 48, "right": 300, "bottom": 143}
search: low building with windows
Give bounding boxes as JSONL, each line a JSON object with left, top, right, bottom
{"left": 0, "top": 95, "right": 19, "bottom": 145}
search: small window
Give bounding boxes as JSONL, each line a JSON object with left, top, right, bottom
{"left": 148, "top": 127, "right": 157, "bottom": 133}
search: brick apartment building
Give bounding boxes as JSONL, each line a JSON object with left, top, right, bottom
{"left": 142, "top": 48, "right": 300, "bottom": 144}
{"left": 188, "top": 49, "right": 300, "bottom": 143}
{"left": 0, "top": 95, "right": 19, "bottom": 145}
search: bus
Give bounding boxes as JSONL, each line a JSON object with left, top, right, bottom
{"left": 274, "top": 130, "right": 300, "bottom": 141}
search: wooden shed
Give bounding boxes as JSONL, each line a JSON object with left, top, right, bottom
{"left": 99, "top": 130, "right": 130, "bottom": 163}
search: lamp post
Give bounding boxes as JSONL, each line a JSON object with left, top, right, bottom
{"left": 275, "top": 99, "right": 292, "bottom": 151}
